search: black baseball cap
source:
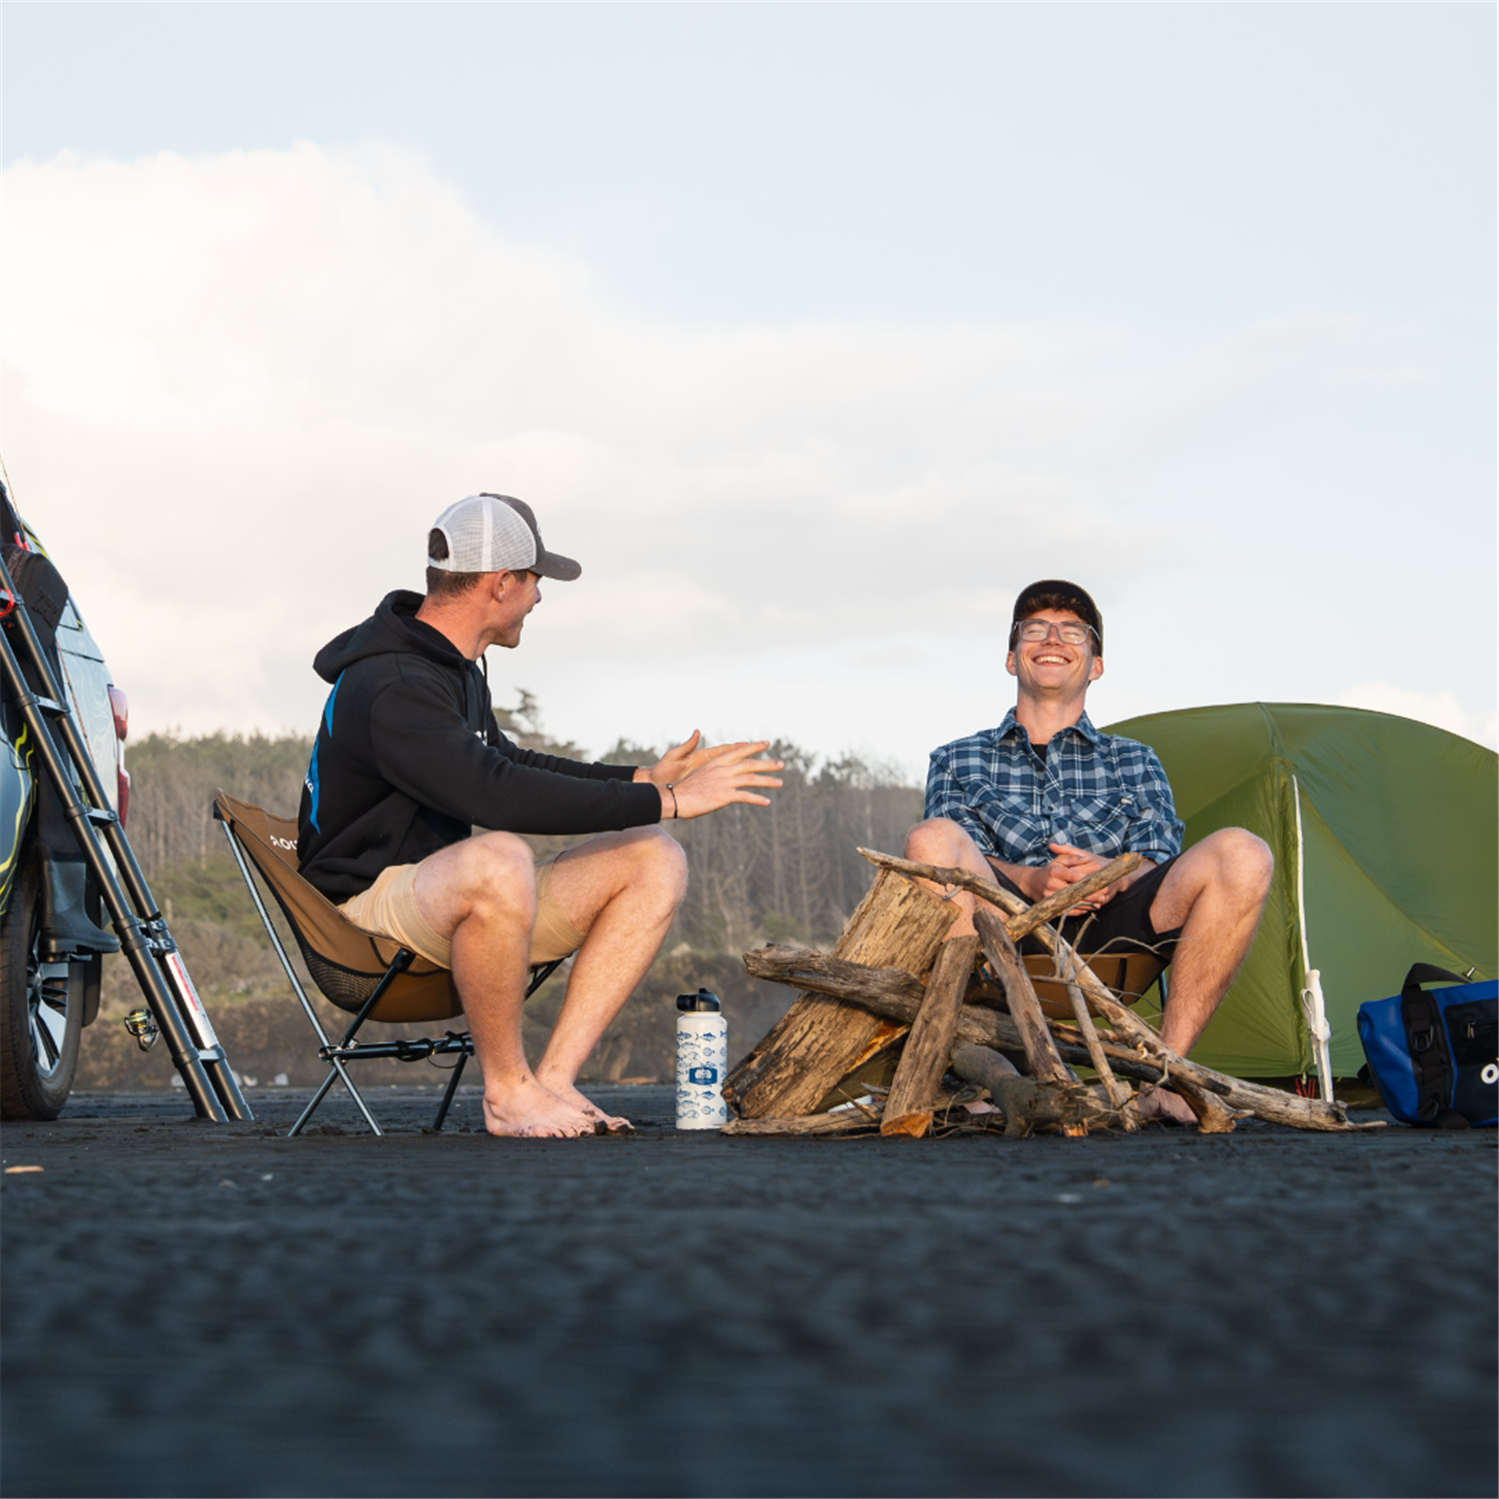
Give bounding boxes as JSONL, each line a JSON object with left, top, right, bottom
{"left": 1010, "top": 579, "right": 1103, "bottom": 654}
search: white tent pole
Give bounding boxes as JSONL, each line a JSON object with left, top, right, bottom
{"left": 1292, "top": 773, "right": 1334, "bottom": 1102}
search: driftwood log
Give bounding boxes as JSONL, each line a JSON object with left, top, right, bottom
{"left": 1001, "top": 853, "right": 1143, "bottom": 941}
{"left": 974, "top": 911, "right": 1074, "bottom": 1087}
{"left": 743, "top": 944, "right": 1165, "bottom": 1084}
{"left": 853, "top": 849, "right": 1383, "bottom": 1131}
{"left": 723, "top": 1108, "right": 881, "bottom": 1137}
{"left": 950, "top": 1042, "right": 1120, "bottom": 1137}
{"left": 1052, "top": 946, "right": 1135, "bottom": 1121}
{"left": 742, "top": 945, "right": 1169, "bottom": 1088}
{"left": 742, "top": 944, "right": 1379, "bottom": 1132}
{"left": 854, "top": 846, "right": 1139, "bottom": 943}
{"left": 722, "top": 1063, "right": 1118, "bottom": 1139}
{"left": 882, "top": 934, "right": 981, "bottom": 1137}
{"left": 721, "top": 1041, "right": 1125, "bottom": 1139}
{"left": 1157, "top": 1064, "right": 1244, "bottom": 1133}
{"left": 728, "top": 854, "right": 1145, "bottom": 1122}
{"left": 723, "top": 868, "right": 958, "bottom": 1119}
{"left": 950, "top": 1040, "right": 1019, "bottom": 1093}
{"left": 857, "top": 850, "right": 1174, "bottom": 1044}
{"left": 973, "top": 911, "right": 1086, "bottom": 1137}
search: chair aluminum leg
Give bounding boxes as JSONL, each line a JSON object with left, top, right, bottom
{"left": 287, "top": 1052, "right": 386, "bottom": 1137}
{"left": 284, "top": 1065, "right": 348, "bottom": 1136}
{"left": 288, "top": 951, "right": 418, "bottom": 1137}
{"left": 431, "top": 1048, "right": 469, "bottom": 1132}
{"left": 220, "top": 820, "right": 387, "bottom": 1138}
{"left": 286, "top": 995, "right": 405, "bottom": 1138}
{"left": 335, "top": 947, "right": 416, "bottom": 1047}
{"left": 526, "top": 958, "right": 563, "bottom": 999}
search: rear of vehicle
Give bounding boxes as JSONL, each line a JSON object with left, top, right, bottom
{"left": 0, "top": 481, "right": 130, "bottom": 1119}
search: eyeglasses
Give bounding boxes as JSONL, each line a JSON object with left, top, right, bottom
{"left": 1014, "top": 619, "right": 1096, "bottom": 646}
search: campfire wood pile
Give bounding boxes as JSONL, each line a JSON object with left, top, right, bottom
{"left": 722, "top": 848, "right": 1381, "bottom": 1138}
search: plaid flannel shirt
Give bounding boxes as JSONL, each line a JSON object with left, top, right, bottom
{"left": 924, "top": 709, "right": 1184, "bottom": 868}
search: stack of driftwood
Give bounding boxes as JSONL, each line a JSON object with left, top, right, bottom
{"left": 723, "top": 848, "right": 1377, "bottom": 1138}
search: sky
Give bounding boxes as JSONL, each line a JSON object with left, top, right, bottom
{"left": 3, "top": 2, "right": 1494, "bottom": 778}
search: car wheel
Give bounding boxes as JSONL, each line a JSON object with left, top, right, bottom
{"left": 0, "top": 848, "right": 81, "bottom": 1119}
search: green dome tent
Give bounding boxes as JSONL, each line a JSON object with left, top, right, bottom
{"left": 1102, "top": 703, "right": 1498, "bottom": 1080}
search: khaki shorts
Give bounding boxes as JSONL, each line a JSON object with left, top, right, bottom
{"left": 338, "top": 855, "right": 586, "bottom": 971}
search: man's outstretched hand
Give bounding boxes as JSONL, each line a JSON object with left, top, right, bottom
{"left": 636, "top": 730, "right": 735, "bottom": 787}
{"left": 654, "top": 738, "right": 784, "bottom": 820}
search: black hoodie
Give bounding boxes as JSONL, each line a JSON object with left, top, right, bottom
{"left": 297, "top": 591, "right": 661, "bottom": 902}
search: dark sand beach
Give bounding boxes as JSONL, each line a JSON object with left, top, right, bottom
{"left": 2, "top": 1086, "right": 1494, "bottom": 1499}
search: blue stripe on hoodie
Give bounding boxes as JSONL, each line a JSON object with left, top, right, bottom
{"left": 304, "top": 671, "right": 344, "bottom": 834}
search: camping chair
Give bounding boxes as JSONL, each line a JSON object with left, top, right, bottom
{"left": 213, "top": 791, "right": 561, "bottom": 1137}
{"left": 1025, "top": 950, "right": 1167, "bottom": 1023}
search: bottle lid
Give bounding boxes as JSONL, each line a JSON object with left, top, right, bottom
{"left": 676, "top": 988, "right": 721, "bottom": 1012}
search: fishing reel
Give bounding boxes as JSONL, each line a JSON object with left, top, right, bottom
{"left": 123, "top": 1008, "right": 159, "bottom": 1052}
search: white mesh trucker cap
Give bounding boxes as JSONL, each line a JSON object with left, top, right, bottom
{"left": 428, "top": 494, "right": 580, "bottom": 581}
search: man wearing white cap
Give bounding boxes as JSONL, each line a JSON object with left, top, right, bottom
{"left": 298, "top": 494, "right": 783, "bottom": 1138}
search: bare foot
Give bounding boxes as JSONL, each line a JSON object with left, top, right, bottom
{"left": 535, "top": 1072, "right": 634, "bottom": 1133}
{"left": 482, "top": 1074, "right": 599, "bottom": 1138}
{"left": 1135, "top": 1083, "right": 1198, "bottom": 1126}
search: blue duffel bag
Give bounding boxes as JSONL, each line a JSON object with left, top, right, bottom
{"left": 1357, "top": 964, "right": 1498, "bottom": 1127}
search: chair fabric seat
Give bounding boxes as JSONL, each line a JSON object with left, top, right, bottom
{"left": 214, "top": 791, "right": 463, "bottom": 1023}
{"left": 1024, "top": 951, "right": 1164, "bottom": 1021}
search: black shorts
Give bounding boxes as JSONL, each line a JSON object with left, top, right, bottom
{"left": 990, "top": 856, "right": 1182, "bottom": 965}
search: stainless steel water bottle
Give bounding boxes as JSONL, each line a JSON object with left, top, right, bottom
{"left": 675, "top": 989, "right": 727, "bottom": 1129}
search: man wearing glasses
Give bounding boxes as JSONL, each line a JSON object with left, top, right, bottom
{"left": 905, "top": 579, "right": 1272, "bottom": 1122}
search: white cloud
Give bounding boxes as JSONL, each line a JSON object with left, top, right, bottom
{"left": 1337, "top": 682, "right": 1497, "bottom": 750}
{"left": 2, "top": 143, "right": 1484, "bottom": 770}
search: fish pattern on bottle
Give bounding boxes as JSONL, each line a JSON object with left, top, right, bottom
{"left": 676, "top": 1015, "right": 728, "bottom": 1129}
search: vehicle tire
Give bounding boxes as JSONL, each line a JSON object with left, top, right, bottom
{"left": 0, "top": 848, "right": 81, "bottom": 1119}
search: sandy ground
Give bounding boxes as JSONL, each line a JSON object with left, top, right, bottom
{"left": 2, "top": 1086, "right": 1494, "bottom": 1499}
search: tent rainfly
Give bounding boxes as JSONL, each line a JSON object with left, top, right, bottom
{"left": 1102, "top": 703, "right": 1498, "bottom": 1082}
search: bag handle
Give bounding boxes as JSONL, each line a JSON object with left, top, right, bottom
{"left": 1402, "top": 963, "right": 1466, "bottom": 995}
{"left": 1400, "top": 964, "right": 1466, "bottom": 1125}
